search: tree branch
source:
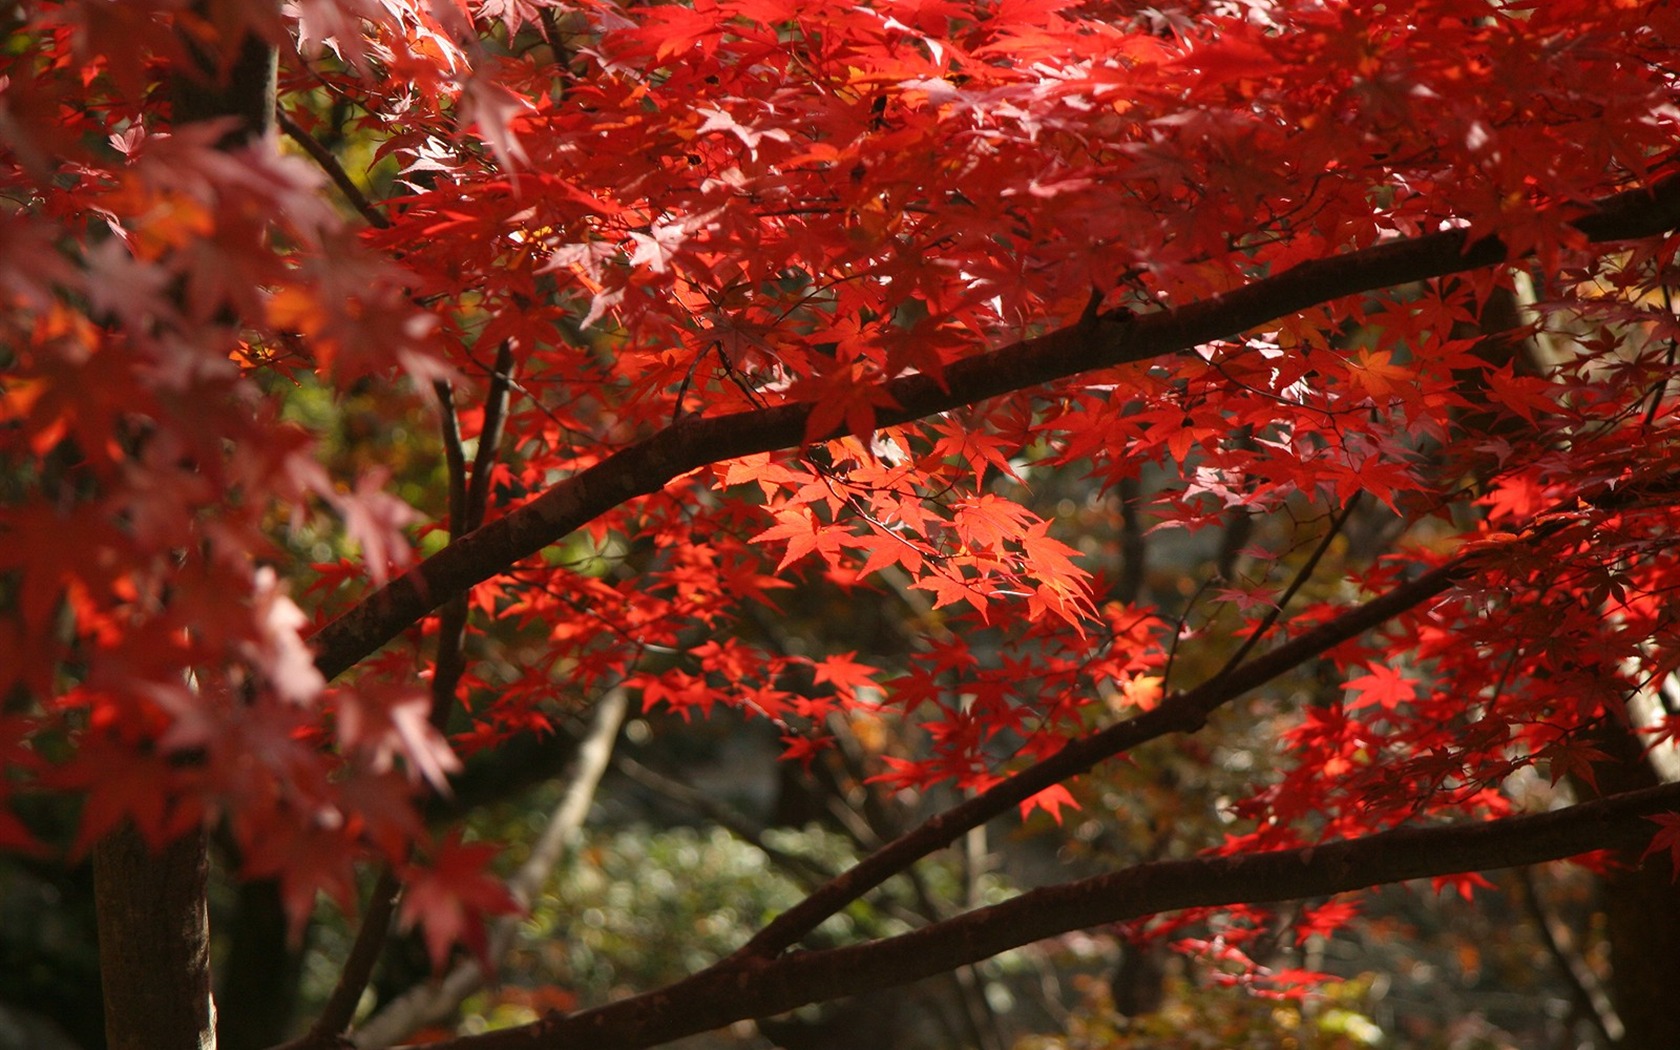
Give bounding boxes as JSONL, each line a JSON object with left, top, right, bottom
{"left": 1215, "top": 491, "right": 1359, "bottom": 677}
{"left": 613, "top": 754, "right": 835, "bottom": 887}
{"left": 431, "top": 780, "right": 1680, "bottom": 1050}
{"left": 307, "top": 173, "right": 1680, "bottom": 683}
{"left": 277, "top": 108, "right": 390, "bottom": 230}
{"left": 280, "top": 866, "right": 401, "bottom": 1050}
{"left": 730, "top": 550, "right": 1475, "bottom": 960}
{"left": 296, "top": 357, "right": 523, "bottom": 1048}
{"left": 1515, "top": 867, "right": 1623, "bottom": 1046}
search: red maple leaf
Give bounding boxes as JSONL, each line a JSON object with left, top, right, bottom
{"left": 1341, "top": 664, "right": 1417, "bottom": 713}
{"left": 1019, "top": 783, "right": 1079, "bottom": 825}
{"left": 399, "top": 833, "right": 521, "bottom": 970}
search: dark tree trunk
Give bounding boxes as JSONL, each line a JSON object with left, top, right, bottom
{"left": 93, "top": 824, "right": 215, "bottom": 1050}
{"left": 1592, "top": 719, "right": 1680, "bottom": 1049}
{"left": 91, "top": 11, "right": 279, "bottom": 1050}
{"left": 216, "top": 880, "right": 307, "bottom": 1050}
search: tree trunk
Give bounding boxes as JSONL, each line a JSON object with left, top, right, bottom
{"left": 90, "top": 10, "right": 279, "bottom": 1050}
{"left": 94, "top": 824, "right": 216, "bottom": 1050}
{"left": 1592, "top": 719, "right": 1680, "bottom": 1049}
{"left": 216, "top": 879, "right": 307, "bottom": 1050}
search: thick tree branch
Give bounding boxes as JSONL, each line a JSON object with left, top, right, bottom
{"left": 428, "top": 780, "right": 1680, "bottom": 1050}
{"left": 423, "top": 779, "right": 1680, "bottom": 1048}
{"left": 308, "top": 174, "right": 1680, "bottom": 683}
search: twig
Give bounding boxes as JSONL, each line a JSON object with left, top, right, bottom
{"left": 465, "top": 341, "right": 516, "bottom": 533}
{"left": 1213, "top": 491, "right": 1361, "bottom": 678}
{"left": 614, "top": 754, "right": 833, "bottom": 886}
{"left": 1641, "top": 284, "right": 1677, "bottom": 428}
{"left": 430, "top": 379, "right": 472, "bottom": 731}
{"left": 617, "top": 751, "right": 1003, "bottom": 1049}
{"left": 436, "top": 381, "right": 469, "bottom": 543}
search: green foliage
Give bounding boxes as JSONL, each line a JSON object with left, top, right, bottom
{"left": 521, "top": 824, "right": 892, "bottom": 1003}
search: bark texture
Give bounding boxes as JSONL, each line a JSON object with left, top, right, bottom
{"left": 93, "top": 824, "right": 216, "bottom": 1050}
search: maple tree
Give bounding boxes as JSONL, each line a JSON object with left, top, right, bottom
{"left": 5, "top": 0, "right": 1680, "bottom": 1046}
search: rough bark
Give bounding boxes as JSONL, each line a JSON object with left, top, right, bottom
{"left": 93, "top": 824, "right": 216, "bottom": 1050}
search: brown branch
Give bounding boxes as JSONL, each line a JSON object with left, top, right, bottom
{"left": 613, "top": 754, "right": 836, "bottom": 887}
{"left": 307, "top": 173, "right": 1680, "bottom": 683}
{"left": 428, "top": 780, "right": 1680, "bottom": 1050}
{"left": 298, "top": 358, "right": 517, "bottom": 1047}
{"left": 429, "top": 387, "right": 471, "bottom": 732}
{"left": 435, "top": 381, "right": 469, "bottom": 540}
{"left": 430, "top": 347, "right": 514, "bottom": 730}
{"left": 1215, "top": 491, "right": 1360, "bottom": 677}
{"left": 277, "top": 108, "right": 390, "bottom": 230}
{"left": 465, "top": 340, "right": 515, "bottom": 534}
{"left": 1515, "top": 866, "right": 1623, "bottom": 1045}
{"left": 278, "top": 866, "right": 401, "bottom": 1050}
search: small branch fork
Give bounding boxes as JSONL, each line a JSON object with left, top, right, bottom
{"left": 1214, "top": 491, "right": 1361, "bottom": 678}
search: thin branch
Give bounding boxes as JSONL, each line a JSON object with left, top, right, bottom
{"left": 1113, "top": 476, "right": 1147, "bottom": 605}
{"left": 613, "top": 754, "right": 834, "bottom": 886}
{"left": 279, "top": 867, "right": 402, "bottom": 1050}
{"left": 430, "top": 379, "right": 472, "bottom": 731}
{"left": 277, "top": 108, "right": 390, "bottom": 230}
{"left": 284, "top": 380, "right": 474, "bottom": 1048}
{"left": 313, "top": 362, "right": 510, "bottom": 1044}
{"left": 465, "top": 340, "right": 516, "bottom": 534}
{"left": 308, "top": 172, "right": 1680, "bottom": 684}
{"left": 1515, "top": 867, "right": 1623, "bottom": 1046}
{"left": 432, "top": 780, "right": 1680, "bottom": 1050}
{"left": 1641, "top": 284, "right": 1677, "bottom": 429}
{"left": 1214, "top": 491, "right": 1360, "bottom": 678}
{"left": 350, "top": 690, "right": 630, "bottom": 1049}
{"left": 730, "top": 549, "right": 1477, "bottom": 962}
{"left": 436, "top": 382, "right": 470, "bottom": 546}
